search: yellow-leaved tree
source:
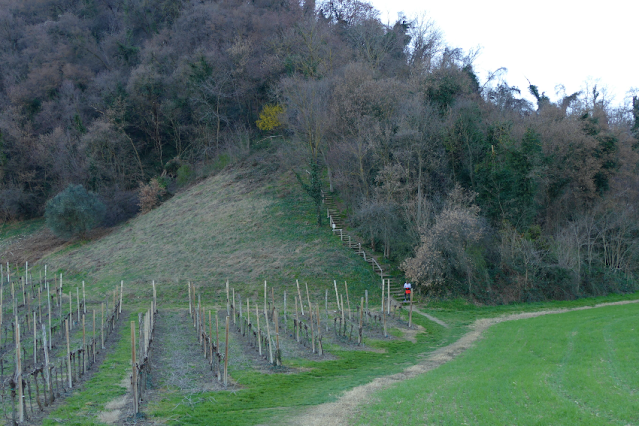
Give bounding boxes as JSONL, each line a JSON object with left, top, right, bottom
{"left": 256, "top": 104, "right": 284, "bottom": 131}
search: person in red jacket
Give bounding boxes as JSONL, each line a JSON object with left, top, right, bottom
{"left": 404, "top": 282, "right": 412, "bottom": 301}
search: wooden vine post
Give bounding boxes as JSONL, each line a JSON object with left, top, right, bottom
{"left": 333, "top": 280, "right": 339, "bottom": 317}
{"left": 16, "top": 319, "right": 24, "bottom": 423}
{"left": 255, "top": 304, "right": 261, "bottom": 356}
{"left": 131, "top": 321, "right": 138, "bottom": 414}
{"left": 274, "top": 308, "right": 281, "bottom": 366}
{"left": 409, "top": 289, "right": 413, "bottom": 328}
{"left": 33, "top": 311, "right": 37, "bottom": 364}
{"left": 345, "top": 281, "right": 351, "bottom": 320}
{"left": 264, "top": 306, "right": 273, "bottom": 364}
{"left": 232, "top": 288, "right": 235, "bottom": 325}
{"left": 271, "top": 287, "right": 275, "bottom": 319}
{"left": 101, "top": 303, "right": 105, "bottom": 349}
{"left": 224, "top": 316, "right": 229, "bottom": 386}
{"left": 66, "top": 319, "right": 72, "bottom": 388}
{"left": 215, "top": 311, "right": 220, "bottom": 354}
{"left": 296, "top": 280, "right": 304, "bottom": 316}
{"left": 358, "top": 297, "right": 364, "bottom": 345}
{"left": 309, "top": 301, "right": 315, "bottom": 353}
{"left": 381, "top": 279, "right": 385, "bottom": 322}
{"left": 47, "top": 284, "right": 52, "bottom": 350}
{"left": 316, "top": 304, "right": 323, "bottom": 355}
{"left": 93, "top": 309, "right": 96, "bottom": 362}
{"left": 325, "top": 289, "right": 329, "bottom": 332}
{"left": 365, "top": 290, "right": 369, "bottom": 324}
{"left": 226, "top": 280, "right": 230, "bottom": 316}
{"left": 152, "top": 280, "right": 157, "bottom": 313}
{"left": 294, "top": 297, "right": 299, "bottom": 343}
{"left": 340, "top": 294, "right": 345, "bottom": 336}
{"left": 82, "top": 314, "right": 86, "bottom": 374}
{"left": 42, "top": 324, "right": 51, "bottom": 404}
{"left": 387, "top": 279, "right": 390, "bottom": 315}
{"left": 263, "top": 281, "right": 268, "bottom": 319}
{"left": 208, "top": 311, "right": 213, "bottom": 366}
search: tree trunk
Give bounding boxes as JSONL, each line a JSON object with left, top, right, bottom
{"left": 417, "top": 151, "right": 423, "bottom": 225}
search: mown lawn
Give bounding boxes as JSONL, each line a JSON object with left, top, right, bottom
{"left": 354, "top": 302, "right": 639, "bottom": 426}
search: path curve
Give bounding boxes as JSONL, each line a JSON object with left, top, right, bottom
{"left": 288, "top": 299, "right": 639, "bottom": 426}
{"left": 410, "top": 307, "right": 449, "bottom": 328}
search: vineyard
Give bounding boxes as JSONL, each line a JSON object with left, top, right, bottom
{"left": 0, "top": 257, "right": 423, "bottom": 425}
{"left": 0, "top": 264, "right": 121, "bottom": 424}
{"left": 0, "top": 166, "right": 637, "bottom": 425}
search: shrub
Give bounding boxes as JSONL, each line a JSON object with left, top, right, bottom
{"left": 176, "top": 163, "right": 194, "bottom": 186}
{"left": 164, "top": 158, "right": 183, "bottom": 177}
{"left": 45, "top": 185, "right": 105, "bottom": 239}
{"left": 138, "top": 178, "right": 166, "bottom": 213}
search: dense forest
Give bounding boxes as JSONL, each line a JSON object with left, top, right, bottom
{"left": 1, "top": 0, "right": 638, "bottom": 303}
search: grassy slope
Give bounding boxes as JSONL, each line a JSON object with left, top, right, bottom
{"left": 45, "top": 159, "right": 380, "bottom": 304}
{"left": 355, "top": 302, "right": 639, "bottom": 426}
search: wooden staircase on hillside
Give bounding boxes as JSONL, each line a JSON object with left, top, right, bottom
{"left": 322, "top": 191, "right": 408, "bottom": 302}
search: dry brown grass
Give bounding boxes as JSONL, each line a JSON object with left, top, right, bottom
{"left": 44, "top": 165, "right": 378, "bottom": 300}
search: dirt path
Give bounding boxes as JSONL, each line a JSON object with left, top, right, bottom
{"left": 150, "top": 309, "right": 219, "bottom": 392}
{"left": 410, "top": 307, "right": 449, "bottom": 328}
{"left": 288, "top": 299, "right": 639, "bottom": 426}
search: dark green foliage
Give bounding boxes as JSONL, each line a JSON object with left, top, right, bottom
{"left": 176, "top": 164, "right": 194, "bottom": 186}
{"left": 476, "top": 126, "right": 543, "bottom": 230}
{"left": 164, "top": 158, "right": 183, "bottom": 177}
{"left": 443, "top": 102, "right": 486, "bottom": 188}
{"left": 295, "top": 161, "right": 322, "bottom": 226}
{"left": 45, "top": 185, "right": 105, "bottom": 239}
{"left": 580, "top": 112, "right": 619, "bottom": 194}
{"left": 528, "top": 83, "right": 551, "bottom": 110}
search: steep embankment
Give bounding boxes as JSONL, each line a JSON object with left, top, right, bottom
{"left": 41, "top": 158, "right": 378, "bottom": 300}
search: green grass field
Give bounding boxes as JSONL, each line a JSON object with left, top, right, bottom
{"left": 355, "top": 302, "right": 639, "bottom": 426}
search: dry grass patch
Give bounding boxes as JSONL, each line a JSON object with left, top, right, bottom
{"left": 45, "top": 166, "right": 379, "bottom": 302}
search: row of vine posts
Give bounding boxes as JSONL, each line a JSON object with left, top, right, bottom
{"left": 130, "top": 281, "right": 158, "bottom": 415}
{"left": 0, "top": 261, "right": 123, "bottom": 425}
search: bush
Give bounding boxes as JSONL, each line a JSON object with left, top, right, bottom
{"left": 164, "top": 158, "right": 183, "bottom": 177}
{"left": 138, "top": 178, "right": 166, "bottom": 213}
{"left": 45, "top": 185, "right": 105, "bottom": 239}
{"left": 176, "top": 163, "right": 194, "bottom": 186}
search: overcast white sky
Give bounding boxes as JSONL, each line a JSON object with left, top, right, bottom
{"left": 370, "top": 0, "right": 637, "bottom": 107}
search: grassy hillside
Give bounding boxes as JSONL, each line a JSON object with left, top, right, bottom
{"left": 40, "top": 156, "right": 380, "bottom": 304}
{"left": 355, "top": 302, "right": 639, "bottom": 425}
{"left": 4, "top": 153, "right": 639, "bottom": 426}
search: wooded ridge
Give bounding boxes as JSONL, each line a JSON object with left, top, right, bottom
{"left": 0, "top": 0, "right": 638, "bottom": 303}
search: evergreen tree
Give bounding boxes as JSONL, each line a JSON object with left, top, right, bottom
{"left": 45, "top": 185, "right": 105, "bottom": 239}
